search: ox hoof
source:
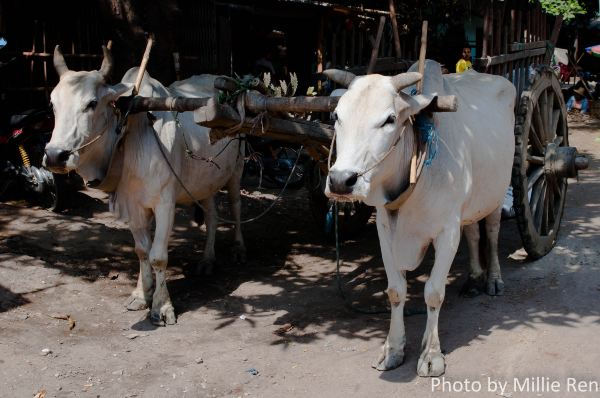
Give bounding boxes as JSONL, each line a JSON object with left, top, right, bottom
{"left": 417, "top": 351, "right": 445, "bottom": 377}
{"left": 371, "top": 341, "right": 404, "bottom": 371}
{"left": 460, "top": 275, "right": 485, "bottom": 298}
{"left": 150, "top": 304, "right": 176, "bottom": 326}
{"left": 125, "top": 294, "right": 151, "bottom": 311}
{"left": 486, "top": 277, "right": 505, "bottom": 296}
{"left": 195, "top": 259, "right": 215, "bottom": 276}
{"left": 231, "top": 242, "right": 246, "bottom": 264}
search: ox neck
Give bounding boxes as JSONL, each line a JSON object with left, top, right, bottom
{"left": 76, "top": 110, "right": 120, "bottom": 183}
{"left": 381, "top": 121, "right": 417, "bottom": 209}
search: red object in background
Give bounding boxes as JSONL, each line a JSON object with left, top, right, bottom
{"left": 11, "top": 128, "right": 23, "bottom": 139}
{"left": 559, "top": 63, "right": 572, "bottom": 83}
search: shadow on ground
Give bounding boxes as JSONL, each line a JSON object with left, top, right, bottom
{"left": 0, "top": 118, "right": 599, "bottom": 384}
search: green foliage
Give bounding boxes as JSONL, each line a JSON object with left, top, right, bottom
{"left": 533, "top": 0, "right": 586, "bottom": 20}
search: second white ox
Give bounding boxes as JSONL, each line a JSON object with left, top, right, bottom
{"left": 325, "top": 60, "right": 515, "bottom": 376}
{"left": 44, "top": 46, "right": 245, "bottom": 326}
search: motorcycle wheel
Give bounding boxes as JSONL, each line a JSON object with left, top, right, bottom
{"left": 30, "top": 166, "right": 67, "bottom": 212}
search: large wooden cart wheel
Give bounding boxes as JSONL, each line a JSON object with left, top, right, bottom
{"left": 512, "top": 67, "right": 588, "bottom": 259}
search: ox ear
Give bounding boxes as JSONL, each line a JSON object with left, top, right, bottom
{"left": 100, "top": 82, "right": 133, "bottom": 102}
{"left": 322, "top": 69, "right": 356, "bottom": 87}
{"left": 399, "top": 93, "right": 435, "bottom": 118}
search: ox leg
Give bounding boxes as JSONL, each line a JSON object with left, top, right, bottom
{"left": 196, "top": 197, "right": 217, "bottom": 275}
{"left": 226, "top": 171, "right": 246, "bottom": 263}
{"left": 485, "top": 206, "right": 504, "bottom": 296}
{"left": 125, "top": 210, "right": 154, "bottom": 310}
{"left": 372, "top": 269, "right": 407, "bottom": 371}
{"left": 461, "top": 223, "right": 485, "bottom": 297}
{"left": 149, "top": 203, "right": 176, "bottom": 326}
{"left": 371, "top": 212, "right": 411, "bottom": 371}
{"left": 417, "top": 223, "right": 460, "bottom": 377}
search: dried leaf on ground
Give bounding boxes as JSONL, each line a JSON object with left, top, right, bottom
{"left": 273, "top": 323, "right": 294, "bottom": 336}
{"left": 34, "top": 390, "right": 46, "bottom": 398}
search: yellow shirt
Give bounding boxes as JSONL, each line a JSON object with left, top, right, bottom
{"left": 456, "top": 59, "right": 472, "bottom": 73}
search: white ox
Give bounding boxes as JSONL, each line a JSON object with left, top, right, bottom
{"left": 324, "top": 60, "right": 515, "bottom": 375}
{"left": 44, "top": 46, "right": 245, "bottom": 326}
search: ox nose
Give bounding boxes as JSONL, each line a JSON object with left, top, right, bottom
{"left": 44, "top": 146, "right": 71, "bottom": 168}
{"left": 328, "top": 170, "right": 358, "bottom": 194}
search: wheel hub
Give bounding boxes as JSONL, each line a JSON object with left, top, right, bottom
{"left": 543, "top": 143, "right": 589, "bottom": 179}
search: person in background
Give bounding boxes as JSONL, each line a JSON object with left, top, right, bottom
{"left": 455, "top": 47, "right": 472, "bottom": 73}
{"left": 566, "top": 86, "right": 589, "bottom": 114}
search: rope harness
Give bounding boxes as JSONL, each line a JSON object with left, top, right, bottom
{"left": 68, "top": 102, "right": 122, "bottom": 156}
{"left": 152, "top": 88, "right": 303, "bottom": 225}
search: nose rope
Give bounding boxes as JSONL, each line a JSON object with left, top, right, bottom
{"left": 328, "top": 120, "right": 410, "bottom": 177}
{"left": 67, "top": 129, "right": 106, "bottom": 154}
{"left": 67, "top": 104, "right": 120, "bottom": 155}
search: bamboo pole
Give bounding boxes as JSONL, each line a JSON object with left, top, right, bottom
{"left": 367, "top": 16, "right": 386, "bottom": 74}
{"left": 416, "top": 20, "right": 428, "bottom": 94}
{"left": 413, "top": 20, "right": 428, "bottom": 184}
{"left": 389, "top": 0, "right": 401, "bottom": 59}
{"left": 134, "top": 35, "right": 154, "bottom": 95}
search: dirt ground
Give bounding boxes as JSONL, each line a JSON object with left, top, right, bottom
{"left": 1, "top": 116, "right": 599, "bottom": 398}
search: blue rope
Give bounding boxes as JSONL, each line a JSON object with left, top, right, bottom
{"left": 409, "top": 89, "right": 438, "bottom": 166}
{"left": 414, "top": 114, "right": 438, "bottom": 166}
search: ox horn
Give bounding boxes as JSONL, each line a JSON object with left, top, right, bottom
{"left": 99, "top": 45, "right": 113, "bottom": 81}
{"left": 391, "top": 72, "right": 422, "bottom": 92}
{"left": 53, "top": 45, "right": 69, "bottom": 78}
{"left": 322, "top": 69, "right": 356, "bottom": 88}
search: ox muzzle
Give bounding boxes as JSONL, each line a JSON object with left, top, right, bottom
{"left": 43, "top": 145, "right": 71, "bottom": 173}
{"left": 328, "top": 169, "right": 359, "bottom": 195}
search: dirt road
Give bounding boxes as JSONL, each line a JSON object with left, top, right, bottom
{"left": 1, "top": 117, "right": 599, "bottom": 398}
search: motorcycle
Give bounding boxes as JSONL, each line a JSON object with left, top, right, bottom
{"left": 244, "top": 138, "right": 307, "bottom": 189}
{"left": 0, "top": 107, "right": 82, "bottom": 211}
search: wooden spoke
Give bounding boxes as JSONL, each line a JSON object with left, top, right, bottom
{"left": 527, "top": 167, "right": 545, "bottom": 192}
{"left": 529, "top": 122, "right": 545, "bottom": 153}
{"left": 527, "top": 155, "right": 544, "bottom": 165}
{"left": 550, "top": 109, "right": 560, "bottom": 141}
{"left": 539, "top": 89, "right": 549, "bottom": 137}
{"left": 546, "top": 180, "right": 555, "bottom": 227}
{"left": 531, "top": 177, "right": 546, "bottom": 231}
{"left": 532, "top": 104, "right": 546, "bottom": 144}
{"left": 542, "top": 183, "right": 550, "bottom": 234}
{"left": 547, "top": 91, "right": 555, "bottom": 138}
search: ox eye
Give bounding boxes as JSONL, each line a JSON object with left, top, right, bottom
{"left": 86, "top": 100, "right": 98, "bottom": 111}
{"left": 332, "top": 112, "right": 339, "bottom": 122}
{"left": 382, "top": 114, "right": 396, "bottom": 127}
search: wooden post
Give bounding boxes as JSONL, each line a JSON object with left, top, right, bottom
{"left": 341, "top": 27, "right": 347, "bottom": 69}
{"left": 416, "top": 20, "right": 428, "bottom": 94}
{"left": 367, "top": 16, "right": 386, "bottom": 74}
{"left": 544, "top": 16, "right": 563, "bottom": 65}
{"left": 134, "top": 35, "right": 154, "bottom": 95}
{"left": 316, "top": 16, "right": 324, "bottom": 93}
{"left": 482, "top": 5, "right": 492, "bottom": 60}
{"left": 42, "top": 22, "right": 49, "bottom": 102}
{"left": 412, "top": 20, "right": 428, "bottom": 184}
{"left": 389, "top": 0, "right": 402, "bottom": 59}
